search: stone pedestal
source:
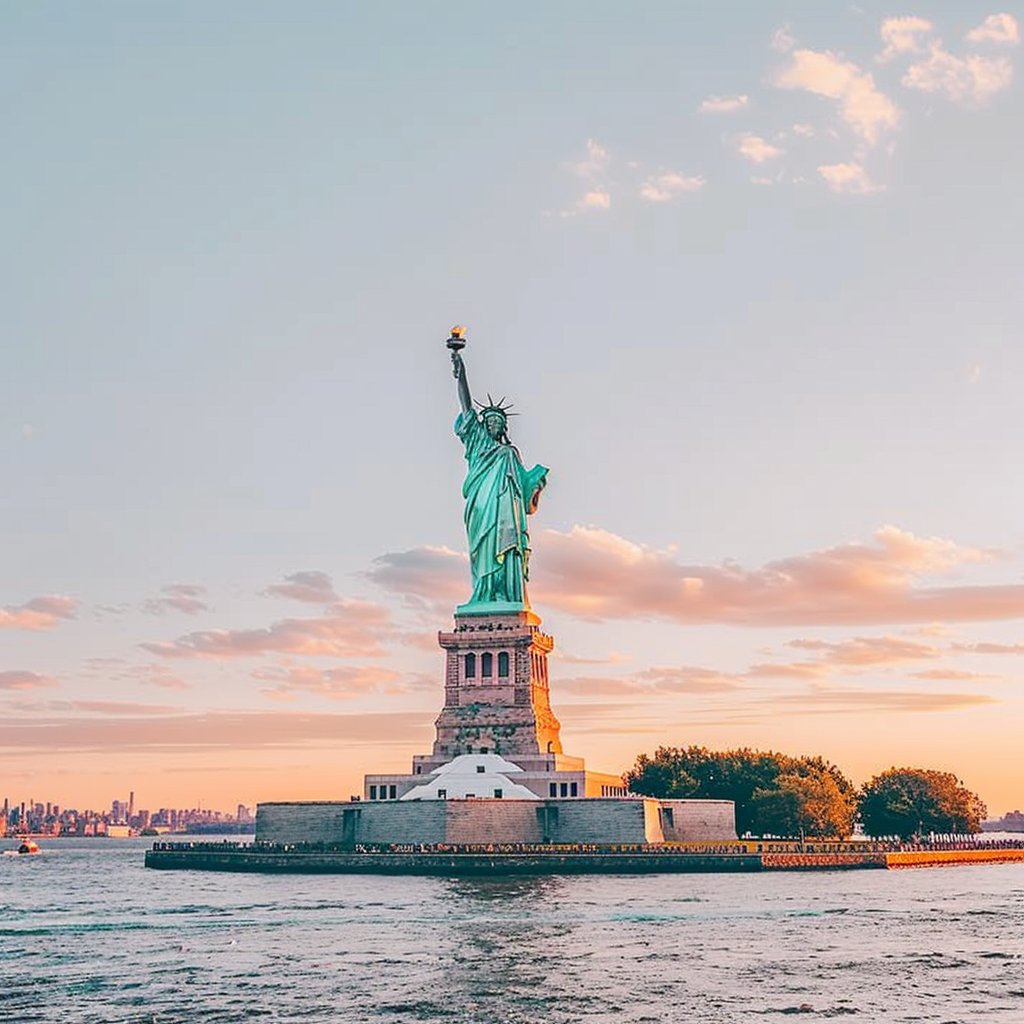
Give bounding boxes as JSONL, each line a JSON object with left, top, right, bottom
{"left": 410, "top": 608, "right": 563, "bottom": 774}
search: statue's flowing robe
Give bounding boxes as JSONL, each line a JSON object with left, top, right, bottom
{"left": 456, "top": 410, "right": 548, "bottom": 605}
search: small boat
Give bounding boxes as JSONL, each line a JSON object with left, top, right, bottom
{"left": 17, "top": 839, "right": 40, "bottom": 855}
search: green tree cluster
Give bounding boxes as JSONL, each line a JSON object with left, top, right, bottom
{"left": 623, "top": 748, "right": 986, "bottom": 839}
{"left": 857, "top": 767, "right": 987, "bottom": 839}
{"left": 623, "top": 746, "right": 856, "bottom": 838}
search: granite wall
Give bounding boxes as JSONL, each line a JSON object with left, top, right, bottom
{"left": 257, "top": 796, "right": 737, "bottom": 847}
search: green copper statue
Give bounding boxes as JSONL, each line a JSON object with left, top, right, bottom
{"left": 447, "top": 328, "right": 548, "bottom": 610}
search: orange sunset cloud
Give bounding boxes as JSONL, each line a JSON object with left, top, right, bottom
{"left": 1, "top": 595, "right": 79, "bottom": 631}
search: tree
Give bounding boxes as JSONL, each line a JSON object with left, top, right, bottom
{"left": 857, "top": 768, "right": 987, "bottom": 839}
{"left": 623, "top": 746, "right": 857, "bottom": 837}
{"left": 752, "top": 770, "right": 856, "bottom": 840}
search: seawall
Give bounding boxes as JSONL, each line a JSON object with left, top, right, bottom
{"left": 143, "top": 841, "right": 1024, "bottom": 875}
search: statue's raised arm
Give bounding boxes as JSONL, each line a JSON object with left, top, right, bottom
{"left": 444, "top": 326, "right": 549, "bottom": 612}
{"left": 449, "top": 335, "right": 472, "bottom": 414}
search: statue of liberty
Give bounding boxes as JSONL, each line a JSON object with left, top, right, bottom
{"left": 447, "top": 328, "right": 548, "bottom": 610}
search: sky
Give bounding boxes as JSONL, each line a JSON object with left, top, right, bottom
{"left": 2, "top": 2, "right": 1022, "bottom": 817}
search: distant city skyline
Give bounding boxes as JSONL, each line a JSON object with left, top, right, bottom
{"left": 3, "top": 3, "right": 1023, "bottom": 813}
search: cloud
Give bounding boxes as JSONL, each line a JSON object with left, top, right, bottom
{"left": 2, "top": 697, "right": 181, "bottom": 715}
{"left": 746, "top": 662, "right": 829, "bottom": 680}
{"left": 553, "top": 650, "right": 630, "bottom": 666}
{"left": 699, "top": 94, "right": 749, "bottom": 113}
{"left": 74, "top": 700, "right": 182, "bottom": 715}
{"left": 775, "top": 49, "right": 899, "bottom": 145}
{"left": 902, "top": 45, "right": 1013, "bottom": 105}
{"left": 567, "top": 138, "right": 609, "bottom": 182}
{"left": 785, "top": 635, "right": 941, "bottom": 667}
{"left": 909, "top": 669, "right": 998, "bottom": 681}
{"left": 879, "top": 16, "right": 934, "bottom": 62}
{"left": 818, "top": 161, "right": 882, "bottom": 194}
{"left": 0, "top": 670, "right": 59, "bottom": 691}
{"left": 639, "top": 172, "right": 705, "bottom": 202}
{"left": 966, "top": 14, "right": 1019, "bottom": 46}
{"left": 555, "top": 665, "right": 742, "bottom": 698}
{"left": 556, "top": 140, "right": 613, "bottom": 217}
{"left": 366, "top": 525, "right": 1018, "bottom": 629}
{"left": 142, "top": 584, "right": 209, "bottom": 616}
{"left": 633, "top": 665, "right": 743, "bottom": 693}
{"left": 951, "top": 641, "right": 1024, "bottom": 655}
{"left": 265, "top": 570, "right": 339, "bottom": 605}
{"left": 142, "top": 599, "right": 392, "bottom": 659}
{"left": 365, "top": 546, "right": 467, "bottom": 606}
{"left": 80, "top": 658, "right": 192, "bottom": 690}
{"left": 0, "top": 709, "right": 432, "bottom": 754}
{"left": 530, "top": 523, "right": 1019, "bottom": 627}
{"left": 770, "top": 686, "right": 997, "bottom": 714}
{"left": 771, "top": 24, "right": 796, "bottom": 53}
{"left": 736, "top": 133, "right": 784, "bottom": 163}
{"left": 0, "top": 595, "right": 79, "bottom": 631}
{"left": 253, "top": 665, "right": 405, "bottom": 701}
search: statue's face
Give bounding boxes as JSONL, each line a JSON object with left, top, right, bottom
{"left": 484, "top": 413, "right": 506, "bottom": 439}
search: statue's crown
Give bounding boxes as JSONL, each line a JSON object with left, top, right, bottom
{"left": 475, "top": 394, "right": 517, "bottom": 419}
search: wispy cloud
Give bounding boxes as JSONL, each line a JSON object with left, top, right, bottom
{"left": 578, "top": 191, "right": 611, "bottom": 210}
{"left": 634, "top": 665, "right": 744, "bottom": 693}
{"left": 142, "top": 584, "right": 209, "bottom": 616}
{"left": 746, "top": 661, "right": 829, "bottom": 680}
{"left": 265, "top": 570, "right": 339, "bottom": 605}
{"left": 142, "top": 600, "right": 392, "bottom": 659}
{"left": 0, "top": 595, "right": 79, "bottom": 631}
{"left": 878, "top": 16, "right": 934, "bottom": 62}
{"left": 775, "top": 49, "right": 899, "bottom": 145}
{"left": 771, "top": 24, "right": 796, "bottom": 53}
{"left": 951, "top": 641, "right": 1024, "bottom": 655}
{"left": 770, "top": 686, "right": 997, "bottom": 714}
{"left": 0, "top": 670, "right": 59, "bottom": 691}
{"left": 902, "top": 45, "right": 1013, "bottom": 105}
{"left": 785, "top": 635, "right": 941, "bottom": 667}
{"left": 0, "top": 709, "right": 432, "bottom": 753}
{"left": 736, "top": 133, "right": 784, "bottom": 164}
{"left": 639, "top": 172, "right": 705, "bottom": 201}
{"left": 553, "top": 650, "right": 630, "bottom": 667}
{"left": 818, "top": 161, "right": 881, "bottom": 194}
{"left": 366, "top": 546, "right": 466, "bottom": 608}
{"left": 567, "top": 138, "right": 610, "bottom": 182}
{"left": 699, "top": 94, "right": 749, "bottom": 113}
{"left": 909, "top": 668, "right": 998, "bottom": 681}
{"left": 80, "top": 659, "right": 192, "bottom": 690}
{"left": 555, "top": 665, "right": 743, "bottom": 698}
{"left": 557, "top": 139, "right": 613, "bottom": 216}
{"left": 253, "top": 665, "right": 405, "bottom": 701}
{"left": 966, "top": 13, "right": 1019, "bottom": 46}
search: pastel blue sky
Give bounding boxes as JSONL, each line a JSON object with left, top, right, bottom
{"left": 2, "top": 2, "right": 1022, "bottom": 813}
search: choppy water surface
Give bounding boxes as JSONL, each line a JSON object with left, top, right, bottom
{"left": 1, "top": 838, "right": 1022, "bottom": 1023}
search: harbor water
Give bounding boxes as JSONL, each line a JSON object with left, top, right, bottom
{"left": 2, "top": 837, "right": 1022, "bottom": 1023}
